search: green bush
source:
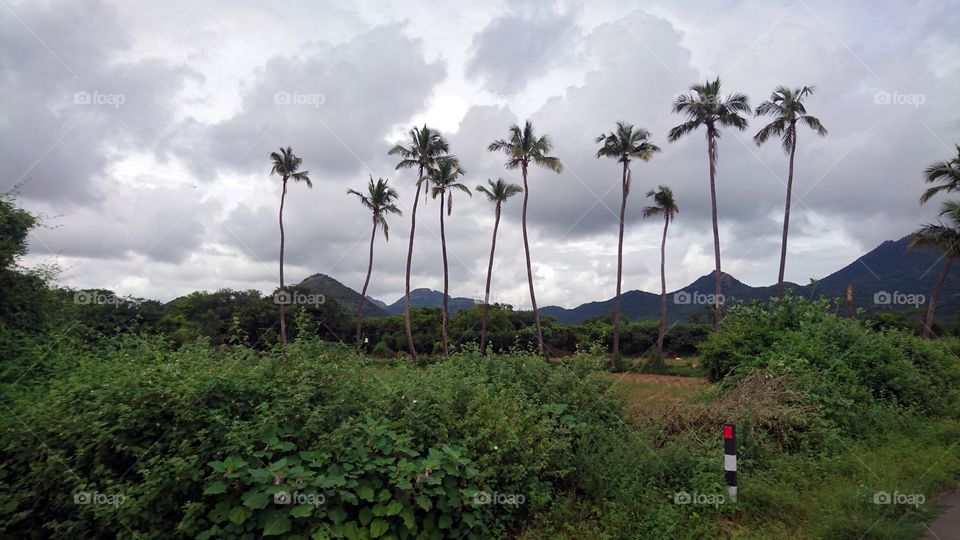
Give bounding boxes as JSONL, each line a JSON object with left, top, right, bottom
{"left": 371, "top": 339, "right": 392, "bottom": 357}
{"left": 0, "top": 335, "right": 626, "bottom": 538}
{"left": 699, "top": 297, "right": 960, "bottom": 436}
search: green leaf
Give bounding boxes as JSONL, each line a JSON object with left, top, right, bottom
{"left": 357, "top": 485, "right": 375, "bottom": 501}
{"left": 228, "top": 506, "right": 251, "bottom": 525}
{"left": 262, "top": 511, "right": 292, "bottom": 536}
{"left": 385, "top": 500, "right": 402, "bottom": 516}
{"left": 369, "top": 518, "right": 389, "bottom": 538}
{"left": 400, "top": 508, "right": 415, "bottom": 529}
{"left": 242, "top": 490, "right": 269, "bottom": 509}
{"left": 415, "top": 495, "right": 432, "bottom": 511}
{"left": 328, "top": 507, "right": 348, "bottom": 524}
{"left": 203, "top": 481, "right": 228, "bottom": 495}
{"left": 438, "top": 515, "right": 452, "bottom": 529}
{"left": 223, "top": 456, "right": 248, "bottom": 470}
{"left": 359, "top": 507, "right": 373, "bottom": 525}
{"left": 290, "top": 504, "right": 314, "bottom": 518}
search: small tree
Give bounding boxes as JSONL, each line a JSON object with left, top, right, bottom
{"left": 476, "top": 178, "right": 523, "bottom": 354}
{"left": 642, "top": 186, "right": 679, "bottom": 369}
{"left": 347, "top": 176, "right": 401, "bottom": 352}
{"left": 488, "top": 121, "right": 563, "bottom": 355}
{"left": 269, "top": 147, "right": 312, "bottom": 355}
{"left": 427, "top": 158, "right": 471, "bottom": 356}
{"left": 595, "top": 121, "right": 661, "bottom": 365}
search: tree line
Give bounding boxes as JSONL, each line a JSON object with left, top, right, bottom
{"left": 270, "top": 78, "right": 840, "bottom": 367}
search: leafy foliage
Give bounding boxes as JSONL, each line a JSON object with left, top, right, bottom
{"left": 0, "top": 335, "right": 626, "bottom": 538}
{"left": 699, "top": 297, "right": 960, "bottom": 435}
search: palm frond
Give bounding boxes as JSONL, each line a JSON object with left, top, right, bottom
{"left": 668, "top": 120, "right": 700, "bottom": 141}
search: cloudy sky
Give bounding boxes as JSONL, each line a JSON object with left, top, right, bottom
{"left": 3, "top": 0, "right": 958, "bottom": 309}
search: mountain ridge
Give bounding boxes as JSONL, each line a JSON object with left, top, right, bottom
{"left": 296, "top": 236, "right": 959, "bottom": 325}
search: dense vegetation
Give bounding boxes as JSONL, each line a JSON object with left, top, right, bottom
{"left": 3, "top": 298, "right": 959, "bottom": 538}
{"left": 3, "top": 196, "right": 960, "bottom": 538}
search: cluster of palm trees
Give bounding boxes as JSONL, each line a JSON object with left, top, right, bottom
{"left": 270, "top": 77, "right": 837, "bottom": 362}
{"left": 911, "top": 144, "right": 960, "bottom": 338}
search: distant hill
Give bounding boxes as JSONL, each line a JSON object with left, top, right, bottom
{"left": 542, "top": 235, "right": 957, "bottom": 324}
{"left": 807, "top": 235, "right": 959, "bottom": 319}
{"left": 541, "top": 272, "right": 794, "bottom": 324}
{"left": 298, "top": 236, "right": 958, "bottom": 326}
{"left": 295, "top": 274, "right": 391, "bottom": 318}
{"left": 384, "top": 288, "right": 476, "bottom": 315}
{"left": 295, "top": 276, "right": 476, "bottom": 317}
{"left": 368, "top": 298, "right": 390, "bottom": 311}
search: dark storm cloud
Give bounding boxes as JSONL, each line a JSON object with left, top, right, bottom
{"left": 203, "top": 23, "right": 446, "bottom": 178}
{"left": 6, "top": 0, "right": 959, "bottom": 304}
{"left": 466, "top": 1, "right": 580, "bottom": 95}
{"left": 456, "top": 6, "right": 960, "bottom": 255}
{"left": 29, "top": 184, "right": 211, "bottom": 264}
{"left": 0, "top": 0, "right": 196, "bottom": 205}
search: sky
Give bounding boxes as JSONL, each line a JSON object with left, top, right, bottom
{"left": 2, "top": 0, "right": 958, "bottom": 309}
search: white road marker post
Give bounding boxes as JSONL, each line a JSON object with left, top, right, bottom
{"left": 724, "top": 423, "right": 737, "bottom": 503}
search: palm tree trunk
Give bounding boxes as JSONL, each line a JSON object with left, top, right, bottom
{"left": 439, "top": 192, "right": 449, "bottom": 357}
{"left": 356, "top": 218, "right": 376, "bottom": 353}
{"left": 402, "top": 165, "right": 424, "bottom": 359}
{"left": 923, "top": 257, "right": 953, "bottom": 339}
{"left": 480, "top": 203, "right": 501, "bottom": 355}
{"left": 656, "top": 214, "right": 669, "bottom": 369}
{"left": 707, "top": 130, "right": 723, "bottom": 330}
{"left": 777, "top": 126, "right": 797, "bottom": 302}
{"left": 612, "top": 161, "right": 628, "bottom": 367}
{"left": 521, "top": 164, "right": 545, "bottom": 355}
{"left": 278, "top": 177, "right": 289, "bottom": 355}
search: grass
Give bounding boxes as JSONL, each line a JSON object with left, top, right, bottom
{"left": 604, "top": 372, "right": 709, "bottom": 418}
{"left": 727, "top": 418, "right": 960, "bottom": 539}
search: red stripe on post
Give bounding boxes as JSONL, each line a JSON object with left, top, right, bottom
{"left": 723, "top": 424, "right": 733, "bottom": 439}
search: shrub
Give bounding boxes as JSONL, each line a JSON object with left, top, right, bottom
{"left": 699, "top": 297, "right": 960, "bottom": 438}
{"left": 371, "top": 339, "right": 392, "bottom": 357}
{"left": 0, "top": 336, "right": 626, "bottom": 538}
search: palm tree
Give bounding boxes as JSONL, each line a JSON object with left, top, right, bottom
{"left": 388, "top": 125, "right": 451, "bottom": 358}
{"left": 428, "top": 158, "right": 471, "bottom": 356}
{"left": 476, "top": 178, "right": 523, "bottom": 354}
{"left": 909, "top": 200, "right": 960, "bottom": 339}
{"left": 919, "top": 145, "right": 960, "bottom": 204}
{"left": 754, "top": 86, "right": 828, "bottom": 301}
{"left": 269, "top": 147, "right": 312, "bottom": 354}
{"left": 488, "top": 121, "right": 563, "bottom": 355}
{"left": 668, "top": 78, "right": 750, "bottom": 330}
{"left": 347, "top": 176, "right": 401, "bottom": 353}
{"left": 643, "top": 186, "right": 679, "bottom": 369}
{"left": 595, "top": 121, "right": 661, "bottom": 365}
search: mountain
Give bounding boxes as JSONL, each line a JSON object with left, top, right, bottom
{"left": 296, "top": 276, "right": 477, "bottom": 317}
{"left": 542, "top": 235, "right": 957, "bottom": 324}
{"left": 368, "top": 298, "right": 390, "bottom": 311}
{"left": 542, "top": 272, "right": 793, "bottom": 324}
{"left": 295, "top": 274, "right": 391, "bottom": 318}
{"left": 297, "top": 236, "right": 958, "bottom": 326}
{"left": 808, "top": 235, "right": 959, "bottom": 318}
{"left": 384, "top": 288, "right": 476, "bottom": 315}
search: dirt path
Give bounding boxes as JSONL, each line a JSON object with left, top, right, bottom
{"left": 923, "top": 490, "right": 960, "bottom": 539}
